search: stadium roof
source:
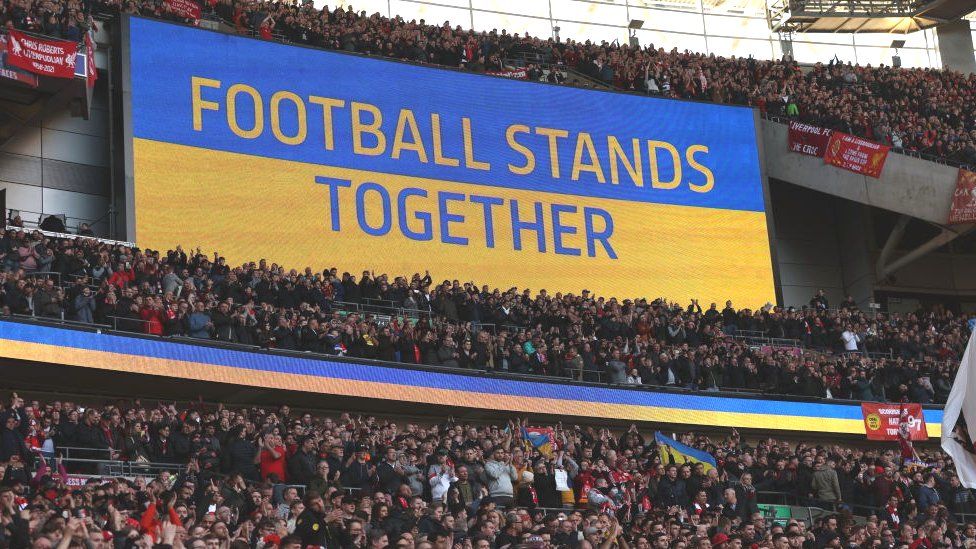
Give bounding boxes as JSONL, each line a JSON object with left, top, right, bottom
{"left": 767, "top": 0, "right": 976, "bottom": 32}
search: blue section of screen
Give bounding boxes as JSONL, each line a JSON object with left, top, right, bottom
{"left": 127, "top": 17, "right": 765, "bottom": 212}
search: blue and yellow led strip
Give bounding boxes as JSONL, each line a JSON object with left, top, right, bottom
{"left": 0, "top": 320, "right": 943, "bottom": 435}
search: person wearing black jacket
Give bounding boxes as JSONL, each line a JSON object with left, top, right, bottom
{"left": 288, "top": 436, "right": 319, "bottom": 487}
{"left": 123, "top": 422, "right": 152, "bottom": 462}
{"left": 0, "top": 488, "right": 30, "bottom": 549}
{"left": 531, "top": 460, "right": 561, "bottom": 509}
{"left": 271, "top": 317, "right": 299, "bottom": 350}
{"left": 341, "top": 443, "right": 377, "bottom": 492}
{"left": 655, "top": 465, "right": 689, "bottom": 508}
{"left": 222, "top": 426, "right": 259, "bottom": 481}
{"left": 151, "top": 424, "right": 176, "bottom": 463}
{"left": 376, "top": 447, "right": 407, "bottom": 495}
{"left": 74, "top": 409, "right": 115, "bottom": 461}
{"left": 300, "top": 319, "right": 326, "bottom": 353}
{"left": 0, "top": 416, "right": 29, "bottom": 464}
{"left": 169, "top": 422, "right": 194, "bottom": 464}
{"left": 294, "top": 492, "right": 341, "bottom": 548}
{"left": 211, "top": 302, "right": 235, "bottom": 341}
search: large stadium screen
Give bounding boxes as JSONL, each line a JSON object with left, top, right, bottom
{"left": 123, "top": 17, "right": 776, "bottom": 306}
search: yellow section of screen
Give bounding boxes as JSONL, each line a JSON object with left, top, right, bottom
{"left": 133, "top": 138, "right": 776, "bottom": 307}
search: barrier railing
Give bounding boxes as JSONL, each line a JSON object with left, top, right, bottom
{"left": 5, "top": 224, "right": 136, "bottom": 247}
{"left": 58, "top": 446, "right": 187, "bottom": 477}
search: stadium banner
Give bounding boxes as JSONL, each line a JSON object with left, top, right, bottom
{"left": 164, "top": 0, "right": 201, "bottom": 20}
{"left": 823, "top": 131, "right": 889, "bottom": 178}
{"left": 123, "top": 17, "right": 776, "bottom": 307}
{"left": 787, "top": 121, "right": 831, "bottom": 158}
{"left": 861, "top": 402, "right": 928, "bottom": 441}
{"left": 486, "top": 69, "right": 527, "bottom": 79}
{"left": 948, "top": 169, "right": 976, "bottom": 225}
{"left": 0, "top": 35, "right": 39, "bottom": 87}
{"left": 5, "top": 30, "right": 77, "bottom": 79}
{"left": 0, "top": 320, "right": 944, "bottom": 435}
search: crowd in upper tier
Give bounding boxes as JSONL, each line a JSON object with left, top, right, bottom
{"left": 0, "top": 391, "right": 973, "bottom": 549}
{"left": 3, "top": 0, "right": 974, "bottom": 166}
{"left": 0, "top": 227, "right": 968, "bottom": 403}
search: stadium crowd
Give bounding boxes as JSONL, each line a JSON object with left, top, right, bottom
{"left": 0, "top": 228, "right": 967, "bottom": 403}
{"left": 0, "top": 390, "right": 971, "bottom": 549}
{"left": 3, "top": 0, "right": 975, "bottom": 166}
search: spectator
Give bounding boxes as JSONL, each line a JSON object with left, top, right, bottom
{"left": 0, "top": 229, "right": 970, "bottom": 404}
{"left": 72, "top": 286, "right": 95, "bottom": 323}
{"left": 810, "top": 455, "right": 842, "bottom": 504}
{"left": 188, "top": 301, "right": 213, "bottom": 338}
{"left": 484, "top": 446, "right": 517, "bottom": 508}
{"left": 842, "top": 324, "right": 861, "bottom": 353}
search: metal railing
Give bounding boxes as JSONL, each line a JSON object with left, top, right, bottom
{"left": 757, "top": 490, "right": 976, "bottom": 525}
{"left": 4, "top": 205, "right": 110, "bottom": 238}
{"left": 58, "top": 446, "right": 187, "bottom": 477}
{"left": 104, "top": 314, "right": 155, "bottom": 332}
{"left": 4, "top": 225, "right": 135, "bottom": 247}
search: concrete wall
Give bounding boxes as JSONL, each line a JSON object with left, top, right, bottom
{"left": 834, "top": 199, "right": 876, "bottom": 306}
{"left": 874, "top": 250, "right": 976, "bottom": 297}
{"left": 763, "top": 119, "right": 976, "bottom": 308}
{"left": 936, "top": 20, "right": 976, "bottom": 75}
{"left": 0, "top": 79, "right": 111, "bottom": 235}
{"left": 762, "top": 120, "right": 959, "bottom": 226}
{"left": 769, "top": 179, "right": 976, "bottom": 310}
{"left": 768, "top": 181, "right": 847, "bottom": 308}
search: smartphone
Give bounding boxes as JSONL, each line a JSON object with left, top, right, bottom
{"left": 207, "top": 504, "right": 217, "bottom": 513}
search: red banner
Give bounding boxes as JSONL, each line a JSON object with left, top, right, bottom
{"left": 948, "top": 169, "right": 976, "bottom": 225}
{"left": 861, "top": 403, "right": 928, "bottom": 441}
{"left": 164, "top": 0, "right": 201, "bottom": 20}
{"left": 5, "top": 30, "right": 78, "bottom": 79}
{"left": 823, "top": 131, "right": 890, "bottom": 178}
{"left": 787, "top": 121, "right": 832, "bottom": 158}
{"left": 84, "top": 31, "right": 97, "bottom": 88}
{"left": 0, "top": 35, "right": 39, "bottom": 87}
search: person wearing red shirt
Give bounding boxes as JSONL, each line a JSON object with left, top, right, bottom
{"left": 140, "top": 300, "right": 165, "bottom": 335}
{"left": 259, "top": 16, "right": 274, "bottom": 40}
{"left": 256, "top": 433, "right": 288, "bottom": 482}
{"left": 107, "top": 263, "right": 135, "bottom": 288}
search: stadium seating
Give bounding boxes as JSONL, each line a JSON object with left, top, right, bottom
{"left": 0, "top": 393, "right": 964, "bottom": 549}
{"left": 0, "top": 228, "right": 962, "bottom": 403}
{"left": 5, "top": 1, "right": 973, "bottom": 167}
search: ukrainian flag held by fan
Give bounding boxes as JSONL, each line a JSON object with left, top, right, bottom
{"left": 523, "top": 427, "right": 557, "bottom": 458}
{"left": 655, "top": 432, "right": 716, "bottom": 473}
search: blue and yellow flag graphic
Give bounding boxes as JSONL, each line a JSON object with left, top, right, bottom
{"left": 523, "top": 427, "right": 556, "bottom": 458}
{"left": 655, "top": 432, "right": 716, "bottom": 473}
{"left": 124, "top": 17, "right": 777, "bottom": 308}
